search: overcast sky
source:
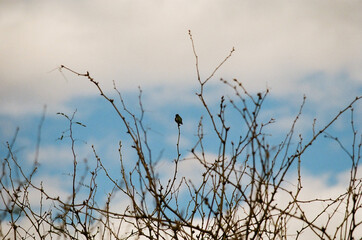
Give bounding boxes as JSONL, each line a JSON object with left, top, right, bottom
{"left": 1, "top": 0, "right": 361, "bottom": 115}
{"left": 1, "top": 1, "right": 362, "bottom": 237}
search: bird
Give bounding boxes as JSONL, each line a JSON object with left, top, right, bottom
{"left": 175, "top": 114, "right": 183, "bottom": 126}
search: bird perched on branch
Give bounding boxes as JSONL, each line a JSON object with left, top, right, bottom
{"left": 175, "top": 114, "right": 183, "bottom": 126}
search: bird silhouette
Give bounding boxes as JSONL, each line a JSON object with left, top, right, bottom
{"left": 175, "top": 114, "right": 183, "bottom": 126}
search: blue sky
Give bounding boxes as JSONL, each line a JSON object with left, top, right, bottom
{"left": 1, "top": 1, "right": 362, "bottom": 234}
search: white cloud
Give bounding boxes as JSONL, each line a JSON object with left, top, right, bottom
{"left": 0, "top": 0, "right": 361, "bottom": 117}
{"left": 273, "top": 166, "right": 362, "bottom": 238}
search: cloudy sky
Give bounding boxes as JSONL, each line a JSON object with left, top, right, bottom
{"left": 1, "top": 0, "right": 362, "bottom": 237}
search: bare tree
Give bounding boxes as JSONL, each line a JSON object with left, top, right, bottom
{"left": 1, "top": 31, "right": 361, "bottom": 239}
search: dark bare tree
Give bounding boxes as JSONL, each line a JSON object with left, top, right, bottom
{"left": 1, "top": 31, "right": 361, "bottom": 240}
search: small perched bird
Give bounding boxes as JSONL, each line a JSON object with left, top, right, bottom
{"left": 175, "top": 114, "right": 183, "bottom": 126}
